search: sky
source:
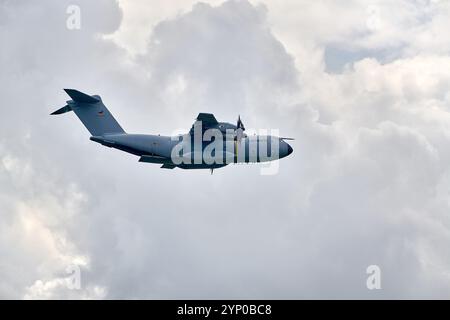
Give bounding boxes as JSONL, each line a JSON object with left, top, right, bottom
{"left": 1, "top": 0, "right": 450, "bottom": 299}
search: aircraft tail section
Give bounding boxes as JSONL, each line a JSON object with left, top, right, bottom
{"left": 51, "top": 89, "right": 125, "bottom": 136}
{"left": 64, "top": 89, "right": 101, "bottom": 104}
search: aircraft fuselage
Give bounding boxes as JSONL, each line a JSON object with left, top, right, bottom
{"left": 90, "top": 133, "right": 293, "bottom": 169}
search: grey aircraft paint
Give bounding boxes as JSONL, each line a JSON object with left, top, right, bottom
{"left": 52, "top": 89, "right": 293, "bottom": 170}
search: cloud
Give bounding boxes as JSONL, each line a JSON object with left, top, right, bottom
{"left": 1, "top": 0, "right": 450, "bottom": 299}
{"left": 140, "top": 0, "right": 298, "bottom": 123}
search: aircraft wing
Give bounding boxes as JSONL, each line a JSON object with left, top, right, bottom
{"left": 195, "top": 113, "right": 218, "bottom": 128}
{"left": 189, "top": 113, "right": 219, "bottom": 134}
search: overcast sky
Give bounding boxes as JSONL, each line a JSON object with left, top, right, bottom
{"left": 2, "top": 0, "right": 450, "bottom": 299}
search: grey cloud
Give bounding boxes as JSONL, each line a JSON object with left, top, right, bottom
{"left": 140, "top": 0, "right": 297, "bottom": 123}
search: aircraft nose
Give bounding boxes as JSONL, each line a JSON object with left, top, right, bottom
{"left": 287, "top": 143, "right": 293, "bottom": 156}
{"left": 279, "top": 139, "right": 293, "bottom": 158}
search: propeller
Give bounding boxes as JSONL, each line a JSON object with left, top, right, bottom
{"left": 237, "top": 115, "right": 245, "bottom": 131}
{"left": 236, "top": 115, "right": 245, "bottom": 143}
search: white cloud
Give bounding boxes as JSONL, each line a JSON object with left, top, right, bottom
{"left": 2, "top": 0, "right": 450, "bottom": 299}
{"left": 24, "top": 278, "right": 106, "bottom": 300}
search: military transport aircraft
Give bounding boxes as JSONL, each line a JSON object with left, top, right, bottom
{"left": 51, "top": 89, "right": 293, "bottom": 171}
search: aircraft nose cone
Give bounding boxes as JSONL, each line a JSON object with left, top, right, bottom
{"left": 287, "top": 143, "right": 293, "bottom": 156}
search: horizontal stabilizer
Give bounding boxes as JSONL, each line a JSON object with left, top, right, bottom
{"left": 51, "top": 104, "right": 72, "bottom": 115}
{"left": 161, "top": 164, "right": 176, "bottom": 169}
{"left": 64, "top": 89, "right": 100, "bottom": 104}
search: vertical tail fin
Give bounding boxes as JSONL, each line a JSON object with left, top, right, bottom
{"left": 51, "top": 89, "right": 125, "bottom": 136}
